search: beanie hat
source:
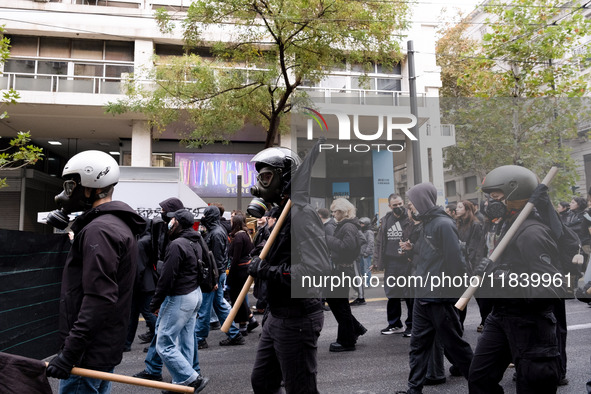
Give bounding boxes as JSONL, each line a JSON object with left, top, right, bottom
{"left": 407, "top": 182, "right": 437, "bottom": 215}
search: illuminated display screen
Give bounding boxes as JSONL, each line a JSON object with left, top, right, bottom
{"left": 175, "top": 153, "right": 257, "bottom": 197}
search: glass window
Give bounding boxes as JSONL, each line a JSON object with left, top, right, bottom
{"left": 155, "top": 44, "right": 184, "bottom": 57}
{"left": 105, "top": 65, "right": 133, "bottom": 78}
{"left": 4, "top": 59, "right": 36, "bottom": 73}
{"left": 105, "top": 41, "right": 133, "bottom": 61}
{"left": 39, "top": 37, "right": 71, "bottom": 58}
{"left": 464, "top": 176, "right": 478, "bottom": 194}
{"left": 445, "top": 181, "right": 457, "bottom": 198}
{"left": 7, "top": 35, "right": 38, "bottom": 56}
{"left": 376, "top": 62, "right": 401, "bottom": 74}
{"left": 37, "top": 61, "right": 67, "bottom": 75}
{"left": 72, "top": 40, "right": 103, "bottom": 60}
{"left": 376, "top": 78, "right": 401, "bottom": 91}
{"left": 74, "top": 63, "right": 103, "bottom": 77}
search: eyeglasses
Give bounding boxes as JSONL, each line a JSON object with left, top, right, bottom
{"left": 63, "top": 180, "right": 77, "bottom": 197}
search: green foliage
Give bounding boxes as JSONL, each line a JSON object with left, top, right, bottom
{"left": 437, "top": 0, "right": 591, "bottom": 201}
{"left": 0, "top": 132, "right": 44, "bottom": 188}
{"left": 0, "top": 26, "right": 44, "bottom": 188}
{"left": 108, "top": 0, "right": 410, "bottom": 147}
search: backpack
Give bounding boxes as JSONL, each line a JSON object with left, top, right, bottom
{"left": 189, "top": 234, "right": 220, "bottom": 293}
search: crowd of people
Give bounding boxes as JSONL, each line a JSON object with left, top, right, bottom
{"left": 44, "top": 148, "right": 591, "bottom": 394}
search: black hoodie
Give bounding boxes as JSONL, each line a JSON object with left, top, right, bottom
{"left": 200, "top": 206, "right": 229, "bottom": 273}
{"left": 58, "top": 201, "right": 146, "bottom": 370}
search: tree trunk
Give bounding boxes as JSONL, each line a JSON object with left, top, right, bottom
{"left": 265, "top": 112, "right": 281, "bottom": 148}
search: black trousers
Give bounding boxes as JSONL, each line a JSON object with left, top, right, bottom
{"left": 251, "top": 310, "right": 323, "bottom": 394}
{"left": 326, "top": 298, "right": 365, "bottom": 347}
{"left": 387, "top": 298, "right": 414, "bottom": 329}
{"left": 468, "top": 306, "right": 560, "bottom": 394}
{"left": 552, "top": 299, "right": 567, "bottom": 379}
{"left": 407, "top": 301, "right": 473, "bottom": 394}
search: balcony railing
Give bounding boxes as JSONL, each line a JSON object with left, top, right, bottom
{"left": 298, "top": 86, "right": 426, "bottom": 107}
{"left": 0, "top": 72, "right": 125, "bottom": 94}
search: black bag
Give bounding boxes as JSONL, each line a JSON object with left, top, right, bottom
{"left": 190, "top": 234, "right": 220, "bottom": 293}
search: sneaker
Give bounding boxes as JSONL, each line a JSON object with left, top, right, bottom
{"left": 424, "top": 377, "right": 446, "bottom": 386}
{"left": 402, "top": 329, "right": 412, "bottom": 337}
{"left": 209, "top": 321, "right": 221, "bottom": 330}
{"left": 197, "top": 339, "right": 208, "bottom": 349}
{"left": 133, "top": 370, "right": 163, "bottom": 381}
{"left": 381, "top": 324, "right": 404, "bottom": 335}
{"left": 189, "top": 376, "right": 209, "bottom": 393}
{"left": 349, "top": 298, "right": 366, "bottom": 306}
{"left": 138, "top": 331, "right": 154, "bottom": 344}
{"left": 220, "top": 335, "right": 246, "bottom": 346}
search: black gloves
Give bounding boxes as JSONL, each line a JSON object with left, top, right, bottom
{"left": 248, "top": 256, "right": 269, "bottom": 279}
{"left": 528, "top": 184, "right": 563, "bottom": 239}
{"left": 473, "top": 257, "right": 493, "bottom": 277}
{"left": 46, "top": 352, "right": 73, "bottom": 380}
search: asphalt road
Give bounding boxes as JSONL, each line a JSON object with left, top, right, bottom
{"left": 48, "top": 283, "right": 591, "bottom": 393}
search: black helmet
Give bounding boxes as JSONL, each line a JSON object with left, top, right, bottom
{"left": 251, "top": 147, "right": 302, "bottom": 173}
{"left": 481, "top": 165, "right": 538, "bottom": 201}
{"left": 250, "top": 147, "right": 301, "bottom": 205}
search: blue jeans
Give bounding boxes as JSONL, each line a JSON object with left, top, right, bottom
{"left": 194, "top": 273, "right": 240, "bottom": 372}
{"left": 144, "top": 333, "right": 163, "bottom": 375}
{"left": 156, "top": 288, "right": 202, "bottom": 385}
{"left": 59, "top": 368, "right": 114, "bottom": 394}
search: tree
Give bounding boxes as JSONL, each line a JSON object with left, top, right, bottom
{"left": 107, "top": 0, "right": 411, "bottom": 148}
{"left": 0, "top": 28, "right": 43, "bottom": 189}
{"left": 437, "top": 0, "right": 591, "bottom": 199}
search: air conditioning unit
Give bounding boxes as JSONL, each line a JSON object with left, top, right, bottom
{"left": 33, "top": 0, "right": 51, "bottom": 2}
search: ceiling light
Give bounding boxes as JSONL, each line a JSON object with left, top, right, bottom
{"left": 48, "top": 141, "right": 62, "bottom": 145}
{"left": 109, "top": 151, "right": 120, "bottom": 156}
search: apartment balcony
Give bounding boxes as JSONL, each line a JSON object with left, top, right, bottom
{"left": 299, "top": 86, "right": 426, "bottom": 107}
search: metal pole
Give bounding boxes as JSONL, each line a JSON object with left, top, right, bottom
{"left": 237, "top": 175, "right": 242, "bottom": 211}
{"left": 407, "top": 40, "right": 422, "bottom": 185}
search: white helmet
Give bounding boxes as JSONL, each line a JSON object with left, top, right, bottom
{"left": 62, "top": 150, "right": 120, "bottom": 188}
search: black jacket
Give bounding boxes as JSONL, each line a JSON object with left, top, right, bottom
{"left": 58, "top": 201, "right": 145, "bottom": 369}
{"left": 200, "top": 206, "right": 229, "bottom": 274}
{"left": 564, "top": 209, "right": 591, "bottom": 246}
{"left": 151, "top": 228, "right": 202, "bottom": 312}
{"left": 456, "top": 219, "right": 484, "bottom": 270}
{"left": 262, "top": 202, "right": 331, "bottom": 314}
{"left": 326, "top": 217, "right": 362, "bottom": 268}
{"left": 414, "top": 206, "right": 465, "bottom": 301}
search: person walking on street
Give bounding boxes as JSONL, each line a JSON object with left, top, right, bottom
{"left": 45, "top": 151, "right": 146, "bottom": 394}
{"left": 373, "top": 194, "right": 414, "bottom": 336}
{"left": 151, "top": 209, "right": 208, "bottom": 393}
{"left": 248, "top": 147, "right": 331, "bottom": 393}
{"left": 403, "top": 182, "right": 473, "bottom": 394}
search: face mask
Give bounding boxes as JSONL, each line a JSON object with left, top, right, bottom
{"left": 250, "top": 167, "right": 283, "bottom": 205}
{"left": 392, "top": 206, "right": 404, "bottom": 217}
{"left": 485, "top": 199, "right": 507, "bottom": 221}
{"left": 46, "top": 181, "right": 91, "bottom": 230}
{"left": 161, "top": 212, "right": 171, "bottom": 223}
{"left": 168, "top": 220, "right": 174, "bottom": 230}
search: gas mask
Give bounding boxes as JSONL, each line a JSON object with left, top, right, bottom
{"left": 250, "top": 166, "right": 283, "bottom": 206}
{"left": 392, "top": 206, "right": 405, "bottom": 218}
{"left": 46, "top": 180, "right": 92, "bottom": 230}
{"left": 485, "top": 198, "right": 507, "bottom": 221}
{"left": 246, "top": 197, "right": 269, "bottom": 219}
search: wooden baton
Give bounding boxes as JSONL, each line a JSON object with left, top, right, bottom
{"left": 221, "top": 199, "right": 292, "bottom": 333}
{"left": 455, "top": 166, "right": 559, "bottom": 311}
{"left": 45, "top": 362, "right": 194, "bottom": 393}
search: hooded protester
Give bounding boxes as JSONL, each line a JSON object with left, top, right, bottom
{"left": 150, "top": 209, "right": 208, "bottom": 393}
{"left": 247, "top": 146, "right": 331, "bottom": 394}
{"left": 45, "top": 151, "right": 146, "bottom": 394}
{"left": 402, "top": 182, "right": 473, "bottom": 394}
{"left": 193, "top": 206, "right": 244, "bottom": 356}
